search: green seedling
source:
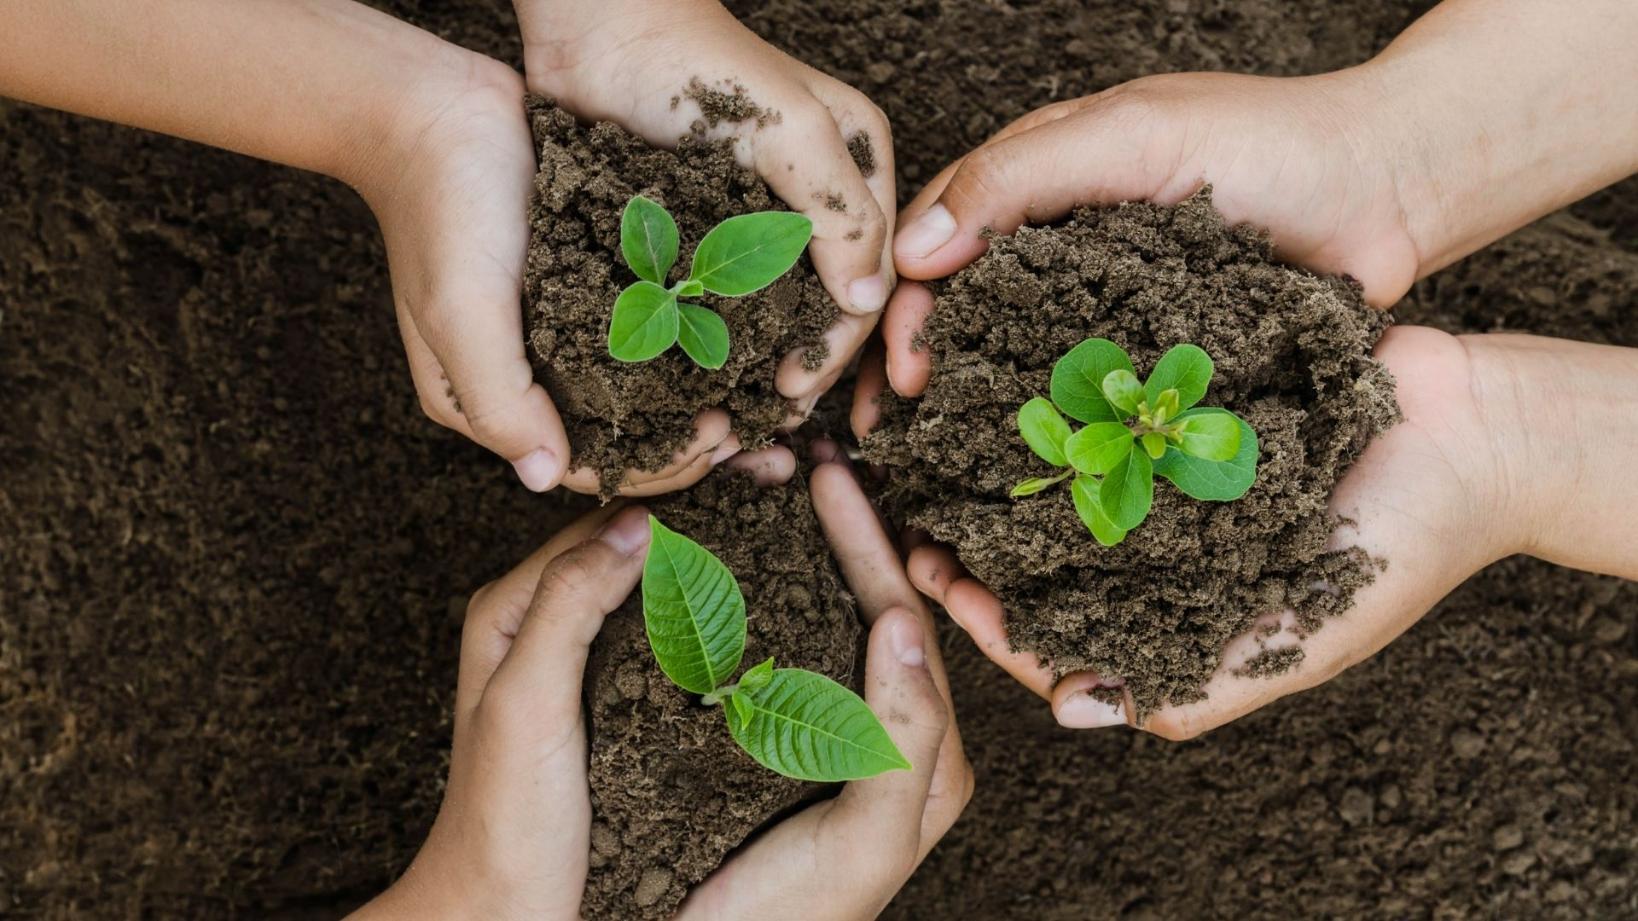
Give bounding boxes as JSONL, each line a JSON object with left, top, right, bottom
{"left": 641, "top": 517, "right": 910, "bottom": 782}
{"left": 608, "top": 195, "right": 813, "bottom": 369}
{"left": 1012, "top": 339, "right": 1259, "bottom": 546}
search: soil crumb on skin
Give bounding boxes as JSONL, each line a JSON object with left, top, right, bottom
{"left": 862, "top": 191, "right": 1400, "bottom": 716}
{"left": 582, "top": 471, "right": 860, "bottom": 920}
{"left": 684, "top": 77, "right": 781, "bottom": 129}
{"left": 1236, "top": 645, "right": 1306, "bottom": 679}
{"left": 524, "top": 98, "right": 836, "bottom": 492}
{"left": 847, "top": 131, "right": 877, "bottom": 178}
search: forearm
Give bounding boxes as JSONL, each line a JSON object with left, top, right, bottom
{"left": 1356, "top": 0, "right": 1638, "bottom": 278}
{"left": 1472, "top": 334, "right": 1638, "bottom": 579}
{"left": 0, "top": 0, "right": 498, "bottom": 194}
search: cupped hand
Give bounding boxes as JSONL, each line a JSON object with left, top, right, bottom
{"left": 906, "top": 326, "right": 1637, "bottom": 738}
{"left": 868, "top": 69, "right": 1423, "bottom": 404}
{"left": 517, "top": 0, "right": 896, "bottom": 423}
{"left": 353, "top": 444, "right": 969, "bottom": 919}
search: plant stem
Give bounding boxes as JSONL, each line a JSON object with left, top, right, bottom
{"left": 701, "top": 684, "right": 738, "bottom": 707}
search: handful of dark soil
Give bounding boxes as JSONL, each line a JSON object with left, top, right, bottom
{"left": 581, "top": 470, "right": 860, "bottom": 919}
{"left": 863, "top": 191, "right": 1399, "bottom": 716}
{"left": 524, "top": 99, "right": 837, "bottom": 492}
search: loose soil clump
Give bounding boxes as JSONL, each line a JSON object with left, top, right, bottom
{"left": 863, "top": 191, "right": 1399, "bottom": 715}
{"left": 524, "top": 99, "right": 835, "bottom": 492}
{"left": 581, "top": 470, "right": 860, "bottom": 919}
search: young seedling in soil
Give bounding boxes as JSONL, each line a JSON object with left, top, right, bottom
{"left": 608, "top": 195, "right": 813, "bottom": 369}
{"left": 1012, "top": 339, "right": 1260, "bottom": 546}
{"left": 640, "top": 516, "right": 909, "bottom": 781}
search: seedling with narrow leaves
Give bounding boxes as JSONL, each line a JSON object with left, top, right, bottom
{"left": 640, "top": 517, "right": 910, "bottom": 782}
{"left": 1012, "top": 339, "right": 1259, "bottom": 546}
{"left": 608, "top": 195, "right": 813, "bottom": 369}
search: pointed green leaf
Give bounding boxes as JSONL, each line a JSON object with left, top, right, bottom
{"left": 1175, "top": 409, "right": 1242, "bottom": 461}
{"left": 731, "top": 692, "right": 753, "bottom": 724}
{"left": 677, "top": 303, "right": 730, "bottom": 369}
{"left": 1141, "top": 432, "right": 1168, "bottom": 459}
{"left": 608, "top": 282, "right": 679, "bottom": 362}
{"left": 724, "top": 668, "right": 910, "bottom": 781}
{"left": 1064, "top": 422, "right": 1135, "bottom": 476}
{"left": 1071, "top": 475, "right": 1127, "bottom": 547}
{"left": 1151, "top": 389, "right": 1181, "bottom": 426}
{"left": 1144, "top": 344, "right": 1213, "bottom": 410}
{"left": 677, "top": 279, "right": 705, "bottom": 298}
{"left": 1017, "top": 397, "right": 1072, "bottom": 467}
{"left": 621, "top": 195, "right": 679, "bottom": 285}
{"left": 690, "top": 212, "right": 813, "bottom": 296}
{"left": 1050, "top": 338, "right": 1136, "bottom": 423}
{"left": 1100, "top": 447, "right": 1154, "bottom": 531}
{"left": 1156, "top": 409, "right": 1259, "bottom": 500}
{"left": 1010, "top": 473, "right": 1070, "bottom": 498}
{"left": 641, "top": 517, "right": 746, "bottom": 695}
{"left": 738, "top": 657, "right": 775, "bottom": 694}
{"left": 1100, "top": 370, "right": 1144, "bottom": 417}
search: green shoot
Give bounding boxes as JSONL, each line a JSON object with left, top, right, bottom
{"left": 1011, "top": 339, "right": 1259, "bottom": 546}
{"left": 608, "top": 195, "right": 813, "bottom": 369}
{"left": 642, "top": 517, "right": 910, "bottom": 782}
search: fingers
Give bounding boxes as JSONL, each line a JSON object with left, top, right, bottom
{"left": 775, "top": 310, "right": 877, "bottom": 402}
{"left": 558, "top": 410, "right": 733, "bottom": 497}
{"left": 721, "top": 445, "right": 797, "bottom": 485}
{"left": 809, "top": 462, "right": 921, "bottom": 625}
{"left": 401, "top": 276, "right": 572, "bottom": 494}
{"left": 881, "top": 281, "right": 936, "bottom": 398}
{"left": 849, "top": 338, "right": 889, "bottom": 440}
{"left": 479, "top": 507, "right": 650, "bottom": 727}
{"left": 894, "top": 98, "right": 1171, "bottom": 281}
{"left": 907, "top": 543, "right": 1056, "bottom": 701}
{"left": 752, "top": 97, "right": 892, "bottom": 316}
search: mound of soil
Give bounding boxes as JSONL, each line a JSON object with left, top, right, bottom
{"left": 524, "top": 99, "right": 836, "bottom": 492}
{"left": 863, "top": 191, "right": 1398, "bottom": 715}
{"left": 582, "top": 471, "right": 860, "bottom": 919}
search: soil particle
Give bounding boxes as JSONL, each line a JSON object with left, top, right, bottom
{"left": 581, "top": 471, "right": 860, "bottom": 920}
{"left": 863, "top": 190, "right": 1399, "bottom": 716}
{"left": 524, "top": 98, "right": 836, "bottom": 491}
{"left": 683, "top": 77, "right": 780, "bottom": 129}
{"left": 847, "top": 131, "right": 877, "bottom": 178}
{"left": 1235, "top": 645, "right": 1305, "bottom": 679}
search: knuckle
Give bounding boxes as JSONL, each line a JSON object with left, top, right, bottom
{"left": 1145, "top": 710, "right": 1205, "bottom": 743}
{"left": 946, "top": 149, "right": 1008, "bottom": 212}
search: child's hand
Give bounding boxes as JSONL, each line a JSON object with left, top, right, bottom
{"left": 351, "top": 453, "right": 969, "bottom": 920}
{"left": 896, "top": 328, "right": 1638, "bottom": 736}
{"left": 515, "top": 0, "right": 896, "bottom": 420}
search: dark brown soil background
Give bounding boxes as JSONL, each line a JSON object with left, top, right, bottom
{"left": 863, "top": 192, "right": 1397, "bottom": 715}
{"left": 525, "top": 100, "right": 835, "bottom": 490}
{"left": 1, "top": 1, "right": 1633, "bottom": 918}
{"left": 583, "top": 471, "right": 859, "bottom": 920}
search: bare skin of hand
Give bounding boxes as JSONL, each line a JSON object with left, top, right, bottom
{"left": 517, "top": 0, "right": 897, "bottom": 451}
{"left": 351, "top": 446, "right": 970, "bottom": 919}
{"left": 902, "top": 329, "right": 1638, "bottom": 736}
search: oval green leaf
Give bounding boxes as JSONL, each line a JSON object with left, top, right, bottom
{"left": 1071, "top": 474, "right": 1127, "bottom": 547}
{"left": 724, "top": 668, "right": 910, "bottom": 782}
{"left": 738, "top": 657, "right": 775, "bottom": 695}
{"left": 1141, "top": 432, "right": 1168, "bottom": 459}
{"left": 1010, "top": 472, "right": 1070, "bottom": 498}
{"left": 608, "top": 281, "right": 679, "bottom": 362}
{"left": 1099, "top": 446, "right": 1154, "bottom": 531}
{"left": 1101, "top": 369, "right": 1144, "bottom": 417}
{"left": 1050, "top": 338, "right": 1136, "bottom": 424}
{"left": 621, "top": 195, "right": 679, "bottom": 285}
{"left": 1017, "top": 397, "right": 1072, "bottom": 467}
{"left": 1155, "top": 409, "right": 1259, "bottom": 500}
{"left": 1144, "top": 344, "right": 1213, "bottom": 410}
{"left": 677, "top": 303, "right": 730, "bottom": 369}
{"left": 1064, "top": 422, "right": 1135, "bottom": 476}
{"left": 691, "top": 211, "right": 813, "bottom": 296}
{"left": 1175, "top": 408, "right": 1242, "bottom": 461}
{"left": 642, "top": 517, "right": 746, "bottom": 695}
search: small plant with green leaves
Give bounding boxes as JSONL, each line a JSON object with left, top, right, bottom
{"left": 608, "top": 195, "right": 813, "bottom": 369}
{"left": 1011, "top": 338, "right": 1259, "bottom": 546}
{"left": 640, "top": 516, "right": 910, "bottom": 782}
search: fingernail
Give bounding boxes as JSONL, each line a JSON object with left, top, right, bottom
{"left": 846, "top": 273, "right": 889, "bottom": 313}
{"left": 890, "top": 616, "right": 925, "bottom": 668}
{"left": 512, "top": 448, "right": 562, "bottom": 492}
{"left": 896, "top": 204, "right": 956, "bottom": 259}
{"left": 1057, "top": 692, "right": 1126, "bottom": 729}
{"left": 595, "top": 510, "right": 650, "bottom": 556}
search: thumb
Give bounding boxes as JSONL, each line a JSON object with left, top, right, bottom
{"left": 893, "top": 98, "right": 1173, "bottom": 281}
{"left": 481, "top": 507, "right": 650, "bottom": 723}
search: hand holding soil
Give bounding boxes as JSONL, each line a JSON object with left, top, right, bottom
{"left": 350, "top": 459, "right": 968, "bottom": 920}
